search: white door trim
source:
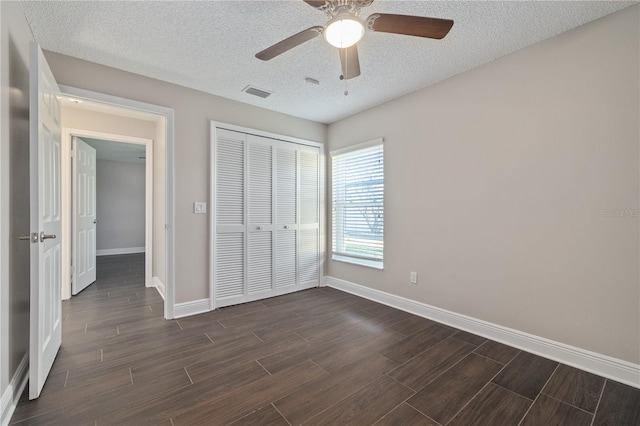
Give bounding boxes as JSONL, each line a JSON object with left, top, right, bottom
{"left": 62, "top": 129, "right": 153, "bottom": 300}
{"left": 58, "top": 85, "right": 176, "bottom": 319}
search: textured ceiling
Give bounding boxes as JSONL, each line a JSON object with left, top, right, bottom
{"left": 23, "top": 1, "right": 637, "bottom": 124}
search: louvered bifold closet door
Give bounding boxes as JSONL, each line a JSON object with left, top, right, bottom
{"left": 298, "top": 147, "right": 320, "bottom": 286}
{"left": 247, "top": 135, "right": 274, "bottom": 295}
{"left": 214, "top": 129, "right": 246, "bottom": 305}
{"left": 275, "top": 143, "right": 298, "bottom": 288}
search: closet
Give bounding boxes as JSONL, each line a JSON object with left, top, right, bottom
{"left": 211, "top": 124, "right": 323, "bottom": 308}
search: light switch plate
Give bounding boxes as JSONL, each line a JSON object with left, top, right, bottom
{"left": 194, "top": 202, "right": 207, "bottom": 214}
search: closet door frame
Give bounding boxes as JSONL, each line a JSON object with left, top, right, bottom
{"left": 210, "top": 121, "right": 325, "bottom": 310}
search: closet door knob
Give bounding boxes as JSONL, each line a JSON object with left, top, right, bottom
{"left": 257, "top": 225, "right": 263, "bottom": 230}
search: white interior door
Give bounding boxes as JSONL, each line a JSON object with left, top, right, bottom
{"left": 247, "top": 135, "right": 273, "bottom": 295}
{"left": 275, "top": 143, "right": 298, "bottom": 289}
{"left": 72, "top": 137, "right": 97, "bottom": 295}
{"left": 29, "top": 42, "right": 62, "bottom": 400}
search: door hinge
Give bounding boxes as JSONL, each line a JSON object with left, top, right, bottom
{"left": 70, "top": 150, "right": 75, "bottom": 158}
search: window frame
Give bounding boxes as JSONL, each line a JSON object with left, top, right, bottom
{"left": 330, "top": 138, "right": 384, "bottom": 270}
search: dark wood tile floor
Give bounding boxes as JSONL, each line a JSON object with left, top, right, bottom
{"left": 10, "top": 254, "right": 640, "bottom": 425}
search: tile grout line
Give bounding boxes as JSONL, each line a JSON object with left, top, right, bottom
{"left": 255, "top": 359, "right": 272, "bottom": 375}
{"left": 84, "top": 323, "right": 88, "bottom": 333}
{"left": 271, "top": 403, "right": 293, "bottom": 426}
{"left": 516, "top": 362, "right": 560, "bottom": 426}
{"left": 492, "top": 382, "right": 535, "bottom": 402}
{"left": 442, "top": 354, "right": 513, "bottom": 426}
{"left": 541, "top": 393, "right": 596, "bottom": 416}
{"left": 129, "top": 368, "right": 134, "bottom": 385}
{"left": 101, "top": 348, "right": 104, "bottom": 362}
{"left": 590, "top": 379, "right": 607, "bottom": 426}
{"left": 184, "top": 367, "right": 194, "bottom": 384}
{"left": 385, "top": 372, "right": 418, "bottom": 393}
{"left": 217, "top": 319, "right": 227, "bottom": 329}
{"left": 470, "top": 348, "right": 516, "bottom": 366}
{"left": 398, "top": 348, "right": 479, "bottom": 398}
{"left": 176, "top": 320, "right": 183, "bottom": 330}
{"left": 205, "top": 332, "right": 215, "bottom": 344}
{"left": 169, "top": 418, "right": 175, "bottom": 426}
{"left": 404, "top": 402, "right": 444, "bottom": 426}
{"left": 372, "top": 395, "right": 416, "bottom": 426}
{"left": 63, "top": 370, "right": 70, "bottom": 388}
{"left": 293, "top": 331, "right": 309, "bottom": 342}
{"left": 251, "top": 331, "right": 264, "bottom": 342}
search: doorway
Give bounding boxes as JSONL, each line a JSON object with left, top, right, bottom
{"left": 64, "top": 132, "right": 153, "bottom": 299}
{"left": 56, "top": 88, "right": 175, "bottom": 318}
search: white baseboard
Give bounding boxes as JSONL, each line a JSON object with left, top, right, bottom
{"left": 325, "top": 276, "right": 640, "bottom": 389}
{"left": 1, "top": 354, "right": 28, "bottom": 426}
{"left": 174, "top": 299, "right": 210, "bottom": 319}
{"left": 96, "top": 247, "right": 145, "bottom": 256}
{"left": 153, "top": 276, "right": 165, "bottom": 300}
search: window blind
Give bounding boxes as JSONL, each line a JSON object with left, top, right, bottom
{"left": 331, "top": 140, "right": 384, "bottom": 268}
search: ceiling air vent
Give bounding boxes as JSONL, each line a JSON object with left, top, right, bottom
{"left": 242, "top": 85, "right": 273, "bottom": 99}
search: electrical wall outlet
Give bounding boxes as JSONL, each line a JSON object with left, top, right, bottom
{"left": 410, "top": 271, "right": 418, "bottom": 284}
{"left": 194, "top": 202, "right": 207, "bottom": 214}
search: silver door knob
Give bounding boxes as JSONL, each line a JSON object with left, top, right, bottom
{"left": 93, "top": 219, "right": 98, "bottom": 224}
{"left": 257, "top": 225, "right": 263, "bottom": 230}
{"left": 40, "top": 231, "right": 57, "bottom": 242}
{"left": 283, "top": 225, "right": 288, "bottom": 229}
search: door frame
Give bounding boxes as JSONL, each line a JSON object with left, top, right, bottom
{"left": 59, "top": 85, "right": 176, "bottom": 319}
{"left": 63, "top": 129, "right": 153, "bottom": 299}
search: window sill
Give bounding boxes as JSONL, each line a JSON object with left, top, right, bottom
{"left": 331, "top": 255, "right": 384, "bottom": 270}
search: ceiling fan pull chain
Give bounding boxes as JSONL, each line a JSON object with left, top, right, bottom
{"left": 344, "top": 49, "right": 349, "bottom": 96}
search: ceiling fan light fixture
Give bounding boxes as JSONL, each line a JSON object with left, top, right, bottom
{"left": 323, "top": 13, "right": 364, "bottom": 48}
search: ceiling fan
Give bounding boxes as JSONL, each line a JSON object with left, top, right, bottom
{"left": 255, "top": 0, "right": 454, "bottom": 80}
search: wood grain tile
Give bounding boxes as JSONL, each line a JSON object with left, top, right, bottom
{"left": 10, "top": 255, "right": 640, "bottom": 425}
{"left": 172, "top": 360, "right": 327, "bottom": 425}
{"left": 274, "top": 354, "right": 396, "bottom": 424}
{"left": 521, "top": 394, "right": 593, "bottom": 426}
{"left": 311, "top": 328, "right": 401, "bottom": 372}
{"left": 102, "top": 361, "right": 269, "bottom": 424}
{"left": 452, "top": 330, "right": 487, "bottom": 346}
{"left": 374, "top": 403, "right": 438, "bottom": 426}
{"left": 305, "top": 375, "right": 414, "bottom": 426}
{"left": 387, "top": 316, "right": 438, "bottom": 337}
{"left": 592, "top": 380, "right": 640, "bottom": 426}
{"left": 448, "top": 383, "right": 531, "bottom": 426}
{"left": 542, "top": 364, "right": 604, "bottom": 413}
{"left": 492, "top": 351, "right": 558, "bottom": 399}
{"left": 388, "top": 337, "right": 475, "bottom": 391}
{"left": 407, "top": 353, "right": 503, "bottom": 425}
{"left": 228, "top": 404, "right": 289, "bottom": 426}
{"left": 473, "top": 339, "right": 519, "bottom": 364}
{"left": 380, "top": 322, "right": 457, "bottom": 364}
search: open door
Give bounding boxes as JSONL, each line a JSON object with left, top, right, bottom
{"left": 29, "top": 43, "right": 62, "bottom": 400}
{"left": 72, "top": 137, "right": 97, "bottom": 294}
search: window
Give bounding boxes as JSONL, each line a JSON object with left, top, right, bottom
{"left": 331, "top": 139, "right": 384, "bottom": 269}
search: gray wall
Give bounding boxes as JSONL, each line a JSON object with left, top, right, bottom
{"left": 45, "top": 51, "right": 327, "bottom": 303}
{"left": 327, "top": 6, "right": 639, "bottom": 364}
{"left": 96, "top": 159, "right": 146, "bottom": 253}
{"left": 0, "top": 0, "right": 32, "bottom": 413}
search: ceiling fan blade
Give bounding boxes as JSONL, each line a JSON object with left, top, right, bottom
{"left": 256, "top": 26, "right": 323, "bottom": 61}
{"left": 303, "top": 0, "right": 329, "bottom": 9}
{"left": 339, "top": 45, "right": 361, "bottom": 80}
{"left": 367, "top": 13, "right": 453, "bottom": 40}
